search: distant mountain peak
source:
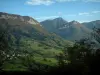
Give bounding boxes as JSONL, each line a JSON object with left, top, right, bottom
{"left": 53, "top": 17, "right": 68, "bottom": 22}
{"left": 82, "top": 20, "right": 100, "bottom": 29}
{"left": 54, "top": 17, "right": 63, "bottom": 20}
{"left": 70, "top": 20, "right": 79, "bottom": 24}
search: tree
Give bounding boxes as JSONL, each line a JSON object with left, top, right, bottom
{"left": 0, "top": 23, "right": 17, "bottom": 71}
{"left": 92, "top": 27, "right": 100, "bottom": 43}
{"left": 55, "top": 28, "right": 100, "bottom": 74}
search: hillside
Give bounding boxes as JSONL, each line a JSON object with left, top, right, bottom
{"left": 0, "top": 12, "right": 72, "bottom": 47}
{"left": 40, "top": 18, "right": 92, "bottom": 41}
{"left": 82, "top": 20, "right": 100, "bottom": 29}
{"left": 0, "top": 12, "right": 72, "bottom": 70}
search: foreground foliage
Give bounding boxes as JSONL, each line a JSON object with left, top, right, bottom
{"left": 0, "top": 27, "right": 100, "bottom": 75}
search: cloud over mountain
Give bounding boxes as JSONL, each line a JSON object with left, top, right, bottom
{"left": 26, "top": 0, "right": 54, "bottom": 6}
{"left": 26, "top": 0, "right": 100, "bottom": 6}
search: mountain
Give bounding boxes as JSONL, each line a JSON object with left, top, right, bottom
{"left": 40, "top": 17, "right": 92, "bottom": 41}
{"left": 0, "top": 12, "right": 73, "bottom": 68}
{"left": 0, "top": 12, "right": 72, "bottom": 47}
{"left": 82, "top": 20, "right": 100, "bottom": 29}
{"left": 40, "top": 17, "right": 68, "bottom": 33}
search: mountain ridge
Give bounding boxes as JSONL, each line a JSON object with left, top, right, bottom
{"left": 0, "top": 12, "right": 40, "bottom": 25}
{"left": 0, "top": 12, "right": 72, "bottom": 49}
{"left": 40, "top": 17, "right": 93, "bottom": 41}
{"left": 0, "top": 12, "right": 73, "bottom": 68}
{"left": 82, "top": 20, "right": 100, "bottom": 29}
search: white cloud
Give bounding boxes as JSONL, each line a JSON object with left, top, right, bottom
{"left": 83, "top": 0, "right": 100, "bottom": 2}
{"left": 77, "top": 20, "right": 93, "bottom": 23}
{"left": 57, "top": 12, "right": 63, "bottom": 17}
{"left": 26, "top": 0, "right": 100, "bottom": 6}
{"left": 56, "top": 0, "right": 77, "bottom": 2}
{"left": 36, "top": 16, "right": 59, "bottom": 20}
{"left": 56, "top": 0, "right": 100, "bottom": 2}
{"left": 26, "top": 0, "right": 54, "bottom": 6}
{"left": 92, "top": 11, "right": 100, "bottom": 13}
{"left": 78, "top": 10, "right": 100, "bottom": 16}
{"left": 78, "top": 12, "right": 93, "bottom": 16}
{"left": 58, "top": 12, "right": 62, "bottom": 15}
{"left": 79, "top": 12, "right": 90, "bottom": 15}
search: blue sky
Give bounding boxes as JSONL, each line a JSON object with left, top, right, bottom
{"left": 0, "top": 0, "right": 100, "bottom": 22}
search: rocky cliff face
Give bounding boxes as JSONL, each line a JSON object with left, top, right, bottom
{"left": 0, "top": 12, "right": 39, "bottom": 25}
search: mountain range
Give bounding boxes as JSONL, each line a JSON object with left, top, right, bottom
{"left": 0, "top": 12, "right": 71, "bottom": 47}
{"left": 40, "top": 17, "right": 100, "bottom": 41}
{"left": 0, "top": 12, "right": 100, "bottom": 70}
{"left": 82, "top": 20, "right": 100, "bottom": 29}
{"left": 0, "top": 12, "right": 73, "bottom": 68}
{"left": 1, "top": 12, "right": 99, "bottom": 42}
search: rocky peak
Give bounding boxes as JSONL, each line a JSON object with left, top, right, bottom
{"left": 0, "top": 12, "right": 39, "bottom": 25}
{"left": 70, "top": 20, "right": 79, "bottom": 24}
{"left": 53, "top": 17, "right": 68, "bottom": 22}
